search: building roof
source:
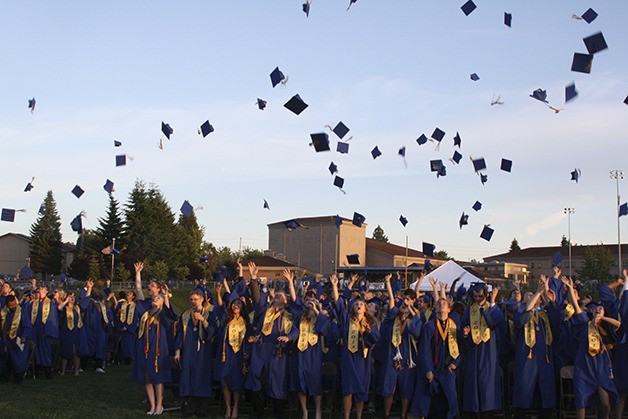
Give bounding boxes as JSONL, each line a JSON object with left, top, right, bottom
{"left": 366, "top": 238, "right": 447, "bottom": 261}
{"left": 0, "top": 232, "right": 76, "bottom": 253}
{"left": 0, "top": 232, "right": 31, "bottom": 242}
{"left": 484, "top": 243, "right": 628, "bottom": 261}
{"left": 267, "top": 215, "right": 354, "bottom": 227}
{"left": 242, "top": 255, "right": 299, "bottom": 268}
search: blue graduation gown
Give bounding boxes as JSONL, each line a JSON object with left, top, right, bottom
{"left": 1, "top": 306, "right": 32, "bottom": 373}
{"left": 613, "top": 290, "right": 628, "bottom": 392}
{"left": 78, "top": 291, "right": 113, "bottom": 360}
{"left": 410, "top": 317, "right": 462, "bottom": 419}
{"left": 58, "top": 306, "right": 88, "bottom": 359}
{"left": 131, "top": 309, "right": 176, "bottom": 385}
{"left": 214, "top": 305, "right": 248, "bottom": 393}
{"left": 334, "top": 298, "right": 380, "bottom": 401}
{"left": 512, "top": 306, "right": 556, "bottom": 409}
{"left": 116, "top": 301, "right": 139, "bottom": 359}
{"left": 375, "top": 306, "right": 422, "bottom": 399}
{"left": 28, "top": 298, "right": 58, "bottom": 367}
{"left": 460, "top": 303, "right": 504, "bottom": 413}
{"left": 293, "top": 311, "right": 331, "bottom": 396}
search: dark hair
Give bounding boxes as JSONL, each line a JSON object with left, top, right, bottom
{"left": 226, "top": 299, "right": 250, "bottom": 327}
{"left": 403, "top": 289, "right": 417, "bottom": 300}
{"left": 5, "top": 294, "right": 16, "bottom": 304}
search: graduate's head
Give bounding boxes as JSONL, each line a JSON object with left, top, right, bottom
{"left": 588, "top": 303, "right": 604, "bottom": 320}
{"left": 118, "top": 291, "right": 126, "bottom": 300}
{"left": 147, "top": 280, "right": 162, "bottom": 297}
{"left": 38, "top": 286, "right": 48, "bottom": 299}
{"left": 229, "top": 298, "right": 244, "bottom": 314}
{"left": 56, "top": 290, "right": 67, "bottom": 302}
{"left": 126, "top": 290, "right": 136, "bottom": 302}
{"left": 189, "top": 290, "right": 204, "bottom": 309}
{"left": 403, "top": 289, "right": 417, "bottom": 302}
{"left": 273, "top": 291, "right": 288, "bottom": 309}
{"left": 434, "top": 298, "right": 450, "bottom": 318}
{"left": 582, "top": 294, "right": 593, "bottom": 307}
{"left": 6, "top": 295, "right": 17, "bottom": 310}
{"left": 367, "top": 301, "right": 381, "bottom": 321}
{"left": 151, "top": 294, "right": 165, "bottom": 310}
{"left": 1, "top": 282, "right": 11, "bottom": 295}
{"left": 91, "top": 290, "right": 102, "bottom": 301}
{"left": 470, "top": 283, "right": 487, "bottom": 304}
{"left": 351, "top": 299, "right": 367, "bottom": 317}
{"left": 510, "top": 289, "right": 522, "bottom": 302}
{"left": 66, "top": 293, "right": 76, "bottom": 304}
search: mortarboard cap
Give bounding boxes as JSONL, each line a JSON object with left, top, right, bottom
{"left": 28, "top": 98, "right": 36, "bottom": 112}
{"left": 71, "top": 185, "right": 84, "bottom": 198}
{"left": 24, "top": 181, "right": 34, "bottom": 192}
{"left": 284, "top": 220, "right": 305, "bottom": 231}
{"left": 352, "top": 212, "right": 366, "bottom": 227}
{"left": 461, "top": 0, "right": 476, "bottom": 16}
{"left": 303, "top": 1, "right": 311, "bottom": 17}
{"left": 161, "top": 122, "right": 173, "bottom": 139}
{"left": 453, "top": 132, "right": 461, "bottom": 147}
{"left": 328, "top": 162, "right": 338, "bottom": 175}
{"left": 470, "top": 73, "right": 480, "bottom": 81}
{"left": 480, "top": 173, "right": 488, "bottom": 185}
{"left": 472, "top": 157, "right": 487, "bottom": 172}
{"left": 103, "top": 179, "right": 115, "bottom": 193}
{"left": 38, "top": 203, "right": 45, "bottom": 215}
{"left": 504, "top": 12, "right": 512, "bottom": 27}
{"left": 565, "top": 83, "right": 578, "bottom": 103}
{"left": 571, "top": 53, "right": 593, "bottom": 74}
{"left": 371, "top": 146, "right": 382, "bottom": 159}
{"left": 581, "top": 8, "right": 598, "bottom": 24}
{"left": 284, "top": 94, "right": 308, "bottom": 115}
{"left": 263, "top": 199, "right": 270, "bottom": 210}
{"left": 116, "top": 155, "right": 127, "bottom": 167}
{"left": 430, "top": 159, "right": 443, "bottom": 172}
{"left": 199, "top": 120, "right": 214, "bottom": 137}
{"left": 70, "top": 214, "right": 83, "bottom": 234}
{"left": 459, "top": 212, "right": 469, "bottom": 229}
{"left": 431, "top": 128, "right": 445, "bottom": 142}
{"left": 114, "top": 140, "right": 122, "bottom": 147}
{"left": 347, "top": 254, "right": 360, "bottom": 265}
{"left": 451, "top": 150, "right": 462, "bottom": 164}
{"left": 583, "top": 32, "right": 608, "bottom": 55}
{"left": 619, "top": 203, "right": 628, "bottom": 217}
{"left": 424, "top": 259, "right": 433, "bottom": 272}
{"left": 398, "top": 146, "right": 406, "bottom": 158}
{"left": 500, "top": 158, "right": 512, "bottom": 172}
{"left": 530, "top": 89, "right": 548, "bottom": 103}
{"left": 333, "top": 175, "right": 345, "bottom": 190}
{"left": 270, "top": 67, "right": 286, "bottom": 87}
{"left": 438, "top": 164, "right": 447, "bottom": 178}
{"left": 624, "top": 95, "right": 628, "bottom": 106}
{"left": 480, "top": 225, "right": 494, "bottom": 241}
{"left": 472, "top": 201, "right": 482, "bottom": 211}
{"left": 332, "top": 122, "right": 350, "bottom": 139}
{"left": 335, "top": 215, "right": 343, "bottom": 228}
{"left": 181, "top": 200, "right": 193, "bottom": 217}
{"left": 416, "top": 134, "right": 428, "bottom": 146}
{"left": 337, "top": 141, "right": 349, "bottom": 154}
{"left": 310, "top": 133, "right": 330, "bottom": 152}
{"left": 399, "top": 215, "right": 408, "bottom": 227}
{"left": 552, "top": 251, "right": 563, "bottom": 266}
{"left": 257, "top": 98, "right": 267, "bottom": 110}
{"left": 1, "top": 208, "right": 16, "bottom": 222}
{"left": 422, "top": 242, "right": 435, "bottom": 257}
{"left": 571, "top": 168, "right": 581, "bottom": 183}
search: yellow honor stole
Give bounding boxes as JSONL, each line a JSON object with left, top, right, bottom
{"left": 261, "top": 307, "right": 292, "bottom": 336}
{"left": 181, "top": 308, "right": 210, "bottom": 341}
{"left": 222, "top": 315, "right": 246, "bottom": 362}
{"left": 120, "top": 301, "right": 136, "bottom": 325}
{"left": 1, "top": 305, "right": 22, "bottom": 340}
{"left": 391, "top": 317, "right": 408, "bottom": 348}
{"left": 66, "top": 306, "right": 83, "bottom": 330}
{"left": 138, "top": 311, "right": 161, "bottom": 372}
{"left": 470, "top": 303, "right": 491, "bottom": 344}
{"left": 437, "top": 318, "right": 460, "bottom": 359}
{"left": 564, "top": 304, "right": 575, "bottom": 321}
{"left": 587, "top": 321, "right": 604, "bottom": 357}
{"left": 96, "top": 301, "right": 109, "bottom": 325}
{"left": 348, "top": 317, "right": 369, "bottom": 357}
{"left": 297, "top": 317, "right": 319, "bottom": 351}
{"left": 524, "top": 310, "right": 553, "bottom": 359}
{"left": 31, "top": 299, "right": 51, "bottom": 325}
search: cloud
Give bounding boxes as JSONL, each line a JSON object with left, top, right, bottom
{"left": 525, "top": 211, "right": 565, "bottom": 237}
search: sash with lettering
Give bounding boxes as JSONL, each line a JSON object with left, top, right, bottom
{"left": 31, "top": 298, "right": 51, "bottom": 325}
{"left": 348, "top": 317, "right": 369, "bottom": 358}
{"left": 391, "top": 316, "right": 408, "bottom": 348}
{"left": 222, "top": 316, "right": 246, "bottom": 362}
{"left": 587, "top": 320, "right": 604, "bottom": 357}
{"left": 470, "top": 302, "right": 491, "bottom": 345}
{"left": 261, "top": 307, "right": 292, "bottom": 336}
{"left": 524, "top": 309, "right": 553, "bottom": 360}
{"left": 297, "top": 317, "right": 319, "bottom": 351}
{"left": 66, "top": 306, "right": 83, "bottom": 331}
{"left": 119, "top": 301, "right": 136, "bottom": 325}
{"left": 138, "top": 310, "right": 161, "bottom": 372}
{"left": 1, "top": 305, "right": 22, "bottom": 340}
{"left": 94, "top": 301, "right": 109, "bottom": 325}
{"left": 436, "top": 318, "right": 460, "bottom": 363}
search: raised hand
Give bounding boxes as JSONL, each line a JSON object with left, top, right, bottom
{"left": 490, "top": 286, "right": 499, "bottom": 304}
{"left": 248, "top": 262, "right": 259, "bottom": 278}
{"left": 384, "top": 273, "right": 392, "bottom": 283}
{"left": 428, "top": 276, "right": 437, "bottom": 288}
{"left": 134, "top": 261, "right": 144, "bottom": 274}
{"left": 281, "top": 269, "right": 294, "bottom": 282}
{"left": 330, "top": 275, "right": 338, "bottom": 287}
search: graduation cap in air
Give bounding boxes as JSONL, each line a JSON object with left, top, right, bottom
{"left": 284, "top": 94, "right": 308, "bottom": 115}
{"left": 424, "top": 259, "right": 434, "bottom": 273}
{"left": 451, "top": 150, "right": 463, "bottom": 165}
{"left": 399, "top": 215, "right": 408, "bottom": 227}
{"left": 103, "top": 179, "right": 115, "bottom": 194}
{"left": 571, "top": 168, "right": 581, "bottom": 183}
{"left": 399, "top": 146, "right": 407, "bottom": 167}
{"left": 263, "top": 199, "right": 270, "bottom": 210}
{"left": 28, "top": 97, "right": 36, "bottom": 113}
{"left": 459, "top": 212, "right": 469, "bottom": 229}
{"left": 472, "top": 157, "right": 487, "bottom": 172}
{"left": 583, "top": 32, "right": 608, "bottom": 55}
{"left": 431, "top": 128, "right": 445, "bottom": 149}
{"left": 461, "top": 0, "right": 476, "bottom": 16}
{"left": 347, "top": 254, "right": 360, "bottom": 265}
{"left": 284, "top": 219, "right": 307, "bottom": 231}
{"left": 114, "top": 140, "right": 122, "bottom": 147}
{"left": 565, "top": 83, "right": 578, "bottom": 103}
{"left": 70, "top": 213, "right": 84, "bottom": 234}
{"left": 352, "top": 212, "right": 366, "bottom": 227}
{"left": 453, "top": 132, "right": 461, "bottom": 147}
{"left": 500, "top": 158, "right": 512, "bottom": 173}
{"left": 438, "top": 165, "right": 447, "bottom": 177}
{"left": 624, "top": 95, "right": 628, "bottom": 106}
{"left": 71, "top": 185, "right": 85, "bottom": 198}
{"left": 480, "top": 173, "right": 488, "bottom": 185}
{"left": 302, "top": 0, "right": 311, "bottom": 17}
{"left": 571, "top": 53, "right": 593, "bottom": 74}
{"left": 2, "top": 209, "right": 18, "bottom": 222}
{"left": 530, "top": 89, "right": 549, "bottom": 103}
{"left": 480, "top": 225, "right": 494, "bottom": 241}
{"left": 470, "top": 73, "right": 480, "bottom": 81}
{"left": 504, "top": 12, "right": 512, "bottom": 27}
{"left": 416, "top": 134, "right": 428, "bottom": 146}
{"left": 256, "top": 98, "right": 267, "bottom": 110}
{"left": 371, "top": 146, "right": 382, "bottom": 159}
{"left": 422, "top": 242, "right": 435, "bottom": 257}
{"left": 180, "top": 200, "right": 194, "bottom": 217}
{"left": 472, "top": 201, "right": 482, "bottom": 211}
{"left": 552, "top": 251, "right": 563, "bottom": 267}
{"left": 333, "top": 176, "right": 346, "bottom": 193}
{"left": 24, "top": 177, "right": 35, "bottom": 192}
{"left": 310, "top": 133, "right": 330, "bottom": 152}
{"left": 337, "top": 141, "right": 349, "bottom": 154}
{"left": 335, "top": 215, "right": 343, "bottom": 228}
{"left": 199, "top": 256, "right": 209, "bottom": 264}
{"left": 580, "top": 8, "right": 598, "bottom": 24}
{"left": 430, "top": 159, "right": 443, "bottom": 173}
{"left": 270, "top": 67, "right": 287, "bottom": 87}
{"left": 329, "top": 162, "right": 338, "bottom": 175}
{"left": 161, "top": 122, "right": 173, "bottom": 140}
{"left": 38, "top": 203, "right": 45, "bottom": 215}
{"left": 199, "top": 120, "right": 214, "bottom": 137}
{"left": 619, "top": 203, "right": 628, "bottom": 217}
{"left": 329, "top": 121, "right": 350, "bottom": 139}
{"left": 116, "top": 155, "right": 129, "bottom": 167}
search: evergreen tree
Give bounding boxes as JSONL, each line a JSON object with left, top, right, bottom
{"left": 509, "top": 238, "right": 521, "bottom": 252}
{"left": 29, "top": 190, "right": 63, "bottom": 278}
{"left": 176, "top": 211, "right": 204, "bottom": 279}
{"left": 560, "top": 235, "right": 570, "bottom": 247}
{"left": 434, "top": 250, "right": 451, "bottom": 260}
{"left": 96, "top": 193, "right": 126, "bottom": 251}
{"left": 372, "top": 225, "right": 389, "bottom": 242}
{"left": 576, "top": 244, "right": 614, "bottom": 282}
{"left": 88, "top": 254, "right": 101, "bottom": 280}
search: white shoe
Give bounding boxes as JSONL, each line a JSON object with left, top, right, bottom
{"left": 95, "top": 368, "right": 106, "bottom": 373}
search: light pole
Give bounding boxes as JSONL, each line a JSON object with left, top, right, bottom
{"left": 611, "top": 170, "right": 624, "bottom": 277}
{"left": 564, "top": 208, "right": 575, "bottom": 277}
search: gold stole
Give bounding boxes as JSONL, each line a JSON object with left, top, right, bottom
{"left": 564, "top": 304, "right": 575, "bottom": 321}
{"left": 181, "top": 308, "right": 210, "bottom": 341}
{"left": 120, "top": 301, "right": 136, "bottom": 325}
{"left": 138, "top": 311, "right": 150, "bottom": 338}
{"left": 66, "top": 306, "right": 83, "bottom": 330}
{"left": 391, "top": 317, "right": 408, "bottom": 348}
{"left": 348, "top": 317, "right": 368, "bottom": 357}
{"left": 297, "top": 318, "right": 319, "bottom": 351}
{"left": 437, "top": 318, "right": 459, "bottom": 359}
{"left": 524, "top": 310, "right": 553, "bottom": 359}
{"left": 1, "top": 305, "right": 22, "bottom": 340}
{"left": 587, "top": 321, "right": 603, "bottom": 357}
{"left": 96, "top": 301, "right": 109, "bottom": 325}
{"left": 31, "top": 299, "right": 51, "bottom": 325}
{"left": 138, "top": 311, "right": 161, "bottom": 372}
{"left": 470, "top": 303, "right": 491, "bottom": 344}
{"left": 261, "top": 307, "right": 292, "bottom": 336}
{"left": 425, "top": 309, "right": 432, "bottom": 321}
{"left": 222, "top": 316, "right": 246, "bottom": 362}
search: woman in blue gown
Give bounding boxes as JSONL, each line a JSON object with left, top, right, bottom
{"left": 57, "top": 292, "right": 87, "bottom": 376}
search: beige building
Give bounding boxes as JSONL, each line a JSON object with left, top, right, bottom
{"left": 467, "top": 261, "right": 530, "bottom": 286}
{"left": 0, "top": 232, "right": 76, "bottom": 277}
{"left": 243, "top": 254, "right": 308, "bottom": 282}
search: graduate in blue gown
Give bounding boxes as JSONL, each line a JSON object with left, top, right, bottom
{"left": 174, "top": 289, "right": 217, "bottom": 418}
{"left": 1, "top": 295, "right": 31, "bottom": 384}
{"left": 28, "top": 284, "right": 58, "bottom": 378}
{"left": 115, "top": 291, "right": 139, "bottom": 363}
{"left": 78, "top": 280, "right": 113, "bottom": 372}
{"left": 511, "top": 277, "right": 556, "bottom": 419}
{"left": 377, "top": 274, "right": 422, "bottom": 419}
{"left": 330, "top": 274, "right": 380, "bottom": 419}
{"left": 57, "top": 292, "right": 87, "bottom": 376}
{"left": 460, "top": 283, "right": 505, "bottom": 415}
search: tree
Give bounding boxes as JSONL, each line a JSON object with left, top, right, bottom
{"left": 96, "top": 194, "right": 126, "bottom": 252}
{"left": 560, "top": 235, "right": 570, "bottom": 247}
{"left": 144, "top": 260, "right": 169, "bottom": 282}
{"left": 576, "top": 244, "right": 614, "bottom": 282}
{"left": 29, "top": 191, "right": 63, "bottom": 278}
{"left": 175, "top": 211, "right": 204, "bottom": 280}
{"left": 372, "top": 225, "right": 388, "bottom": 242}
{"left": 509, "top": 238, "right": 521, "bottom": 252}
{"left": 88, "top": 254, "right": 101, "bottom": 281}
{"left": 434, "top": 250, "right": 452, "bottom": 260}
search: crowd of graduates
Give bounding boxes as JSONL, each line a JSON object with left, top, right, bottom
{"left": 1, "top": 260, "right": 627, "bottom": 419}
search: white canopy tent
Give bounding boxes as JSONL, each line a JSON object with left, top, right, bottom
{"left": 409, "top": 260, "right": 483, "bottom": 292}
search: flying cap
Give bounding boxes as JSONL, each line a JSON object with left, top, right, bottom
{"left": 199, "top": 120, "right": 214, "bottom": 137}
{"left": 581, "top": 8, "right": 598, "bottom": 24}
{"left": 431, "top": 128, "right": 445, "bottom": 143}
{"left": 470, "top": 73, "right": 480, "bottom": 81}
{"left": 371, "top": 146, "right": 382, "bottom": 159}
{"left": 552, "top": 251, "right": 563, "bottom": 266}
{"left": 571, "top": 168, "right": 581, "bottom": 183}
{"left": 480, "top": 225, "right": 494, "bottom": 241}
{"left": 302, "top": 0, "right": 311, "bottom": 17}
{"left": 28, "top": 98, "right": 36, "bottom": 113}
{"left": 270, "top": 67, "right": 287, "bottom": 87}
{"left": 430, "top": 159, "right": 443, "bottom": 172}
{"left": 504, "top": 12, "right": 512, "bottom": 27}
{"left": 70, "top": 214, "right": 83, "bottom": 234}
{"left": 624, "top": 95, "right": 628, "bottom": 106}
{"left": 571, "top": 53, "right": 593, "bottom": 74}
{"left": 310, "top": 133, "right": 330, "bottom": 152}
{"left": 116, "top": 155, "right": 127, "bottom": 167}
{"left": 352, "top": 212, "right": 366, "bottom": 227}
{"left": 453, "top": 132, "right": 461, "bottom": 147}
{"left": 472, "top": 157, "right": 487, "bottom": 172}
{"left": 329, "top": 162, "right": 338, "bottom": 175}
{"left": 114, "top": 140, "right": 122, "bottom": 147}
{"left": 480, "top": 173, "right": 488, "bottom": 185}
{"left": 257, "top": 98, "right": 267, "bottom": 110}
{"left": 565, "top": 83, "right": 578, "bottom": 102}
{"left": 461, "top": 0, "right": 476, "bottom": 16}
{"left": 181, "top": 200, "right": 193, "bottom": 217}
{"left": 335, "top": 215, "right": 343, "bottom": 228}
{"left": 530, "top": 89, "right": 548, "bottom": 103}
{"left": 24, "top": 177, "right": 34, "bottom": 192}
{"left": 284, "top": 94, "right": 308, "bottom": 115}
{"left": 1, "top": 209, "right": 16, "bottom": 222}
{"left": 619, "top": 203, "right": 628, "bottom": 217}
{"left": 103, "top": 179, "right": 115, "bottom": 193}
{"left": 399, "top": 215, "right": 408, "bottom": 227}
{"left": 161, "top": 122, "right": 173, "bottom": 139}
{"left": 416, "top": 134, "right": 428, "bottom": 146}
{"left": 583, "top": 32, "right": 608, "bottom": 55}
{"left": 38, "top": 203, "right": 45, "bottom": 215}
{"left": 332, "top": 122, "right": 350, "bottom": 139}
{"left": 500, "top": 158, "right": 512, "bottom": 172}
{"left": 459, "top": 212, "right": 469, "bottom": 229}
{"left": 451, "top": 150, "right": 463, "bottom": 164}
{"left": 438, "top": 164, "right": 447, "bottom": 177}
{"left": 472, "top": 201, "right": 482, "bottom": 211}
{"left": 71, "top": 185, "right": 84, "bottom": 198}
{"left": 333, "top": 175, "right": 345, "bottom": 190}
{"left": 422, "top": 242, "right": 435, "bottom": 257}
{"left": 347, "top": 254, "right": 360, "bottom": 265}
{"left": 337, "top": 141, "right": 349, "bottom": 154}
{"left": 398, "top": 146, "right": 406, "bottom": 158}
{"left": 263, "top": 199, "right": 270, "bottom": 210}
{"left": 284, "top": 220, "right": 306, "bottom": 231}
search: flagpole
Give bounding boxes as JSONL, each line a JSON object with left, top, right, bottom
{"left": 110, "top": 238, "right": 116, "bottom": 286}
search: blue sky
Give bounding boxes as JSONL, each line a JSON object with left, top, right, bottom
{"left": 1, "top": 1, "right": 627, "bottom": 263}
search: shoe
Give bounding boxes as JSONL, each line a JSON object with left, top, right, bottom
{"left": 95, "top": 368, "right": 106, "bottom": 373}
{"left": 146, "top": 410, "right": 154, "bottom": 415}
{"left": 154, "top": 407, "right": 163, "bottom": 416}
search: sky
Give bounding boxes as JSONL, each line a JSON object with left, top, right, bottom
{"left": 1, "top": 1, "right": 627, "bottom": 263}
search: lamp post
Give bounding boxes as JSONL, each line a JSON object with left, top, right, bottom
{"left": 611, "top": 170, "right": 624, "bottom": 277}
{"left": 564, "top": 208, "right": 575, "bottom": 277}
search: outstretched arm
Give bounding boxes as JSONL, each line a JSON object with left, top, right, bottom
{"left": 249, "top": 262, "right": 261, "bottom": 305}
{"left": 134, "top": 262, "right": 145, "bottom": 300}
{"left": 384, "top": 274, "right": 394, "bottom": 310}
{"left": 331, "top": 275, "right": 339, "bottom": 303}
{"left": 283, "top": 269, "right": 297, "bottom": 302}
